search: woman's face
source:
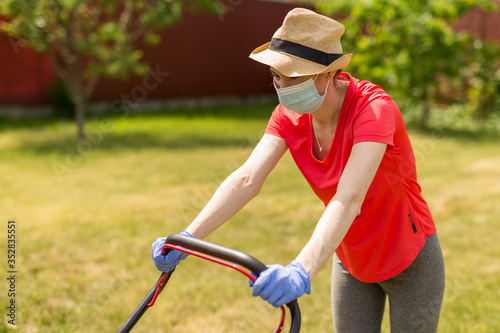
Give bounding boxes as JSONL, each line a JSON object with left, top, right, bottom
{"left": 270, "top": 67, "right": 330, "bottom": 96}
{"left": 270, "top": 67, "right": 313, "bottom": 89}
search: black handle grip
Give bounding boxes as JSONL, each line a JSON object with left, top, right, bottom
{"left": 165, "top": 233, "right": 301, "bottom": 333}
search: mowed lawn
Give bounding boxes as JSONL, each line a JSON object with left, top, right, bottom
{"left": 0, "top": 106, "right": 499, "bottom": 332}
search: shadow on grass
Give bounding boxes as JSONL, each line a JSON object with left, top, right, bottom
{"left": 3, "top": 105, "right": 275, "bottom": 156}
{"left": 406, "top": 123, "right": 500, "bottom": 144}
{"left": 5, "top": 104, "right": 499, "bottom": 157}
{"left": 0, "top": 104, "right": 273, "bottom": 129}
{"left": 44, "top": 131, "right": 259, "bottom": 153}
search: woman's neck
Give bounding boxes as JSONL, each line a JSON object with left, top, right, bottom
{"left": 312, "top": 79, "right": 348, "bottom": 126}
{"left": 309, "top": 79, "right": 348, "bottom": 159}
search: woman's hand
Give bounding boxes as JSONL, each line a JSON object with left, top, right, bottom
{"left": 252, "top": 260, "right": 311, "bottom": 308}
{"left": 152, "top": 231, "right": 193, "bottom": 272}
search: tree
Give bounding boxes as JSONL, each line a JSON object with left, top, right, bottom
{"left": 0, "top": 0, "right": 222, "bottom": 138}
{"left": 314, "top": 0, "right": 500, "bottom": 128}
{"left": 462, "top": 38, "right": 500, "bottom": 121}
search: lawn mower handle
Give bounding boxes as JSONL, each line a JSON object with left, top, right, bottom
{"left": 117, "top": 269, "right": 174, "bottom": 333}
{"left": 165, "top": 233, "right": 301, "bottom": 333}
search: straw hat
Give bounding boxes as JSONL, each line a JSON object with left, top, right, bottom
{"left": 249, "top": 8, "right": 352, "bottom": 77}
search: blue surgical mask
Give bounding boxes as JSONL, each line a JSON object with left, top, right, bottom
{"left": 274, "top": 75, "right": 330, "bottom": 114}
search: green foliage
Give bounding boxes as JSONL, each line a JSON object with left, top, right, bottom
{"left": 462, "top": 39, "right": 500, "bottom": 120}
{"left": 315, "top": 0, "right": 500, "bottom": 128}
{"left": 0, "top": 0, "right": 223, "bottom": 137}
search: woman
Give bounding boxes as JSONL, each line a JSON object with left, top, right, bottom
{"left": 152, "top": 8, "right": 445, "bottom": 332}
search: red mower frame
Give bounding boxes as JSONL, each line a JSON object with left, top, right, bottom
{"left": 117, "top": 233, "right": 301, "bottom": 332}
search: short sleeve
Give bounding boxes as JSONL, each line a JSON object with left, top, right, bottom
{"left": 265, "top": 106, "right": 284, "bottom": 138}
{"left": 352, "top": 98, "right": 396, "bottom": 148}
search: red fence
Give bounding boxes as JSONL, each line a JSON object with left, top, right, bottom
{"left": 1, "top": 1, "right": 499, "bottom": 107}
{"left": 454, "top": 6, "right": 500, "bottom": 41}
{"left": 0, "top": 34, "right": 55, "bottom": 104}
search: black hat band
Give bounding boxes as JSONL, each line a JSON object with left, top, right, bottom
{"left": 269, "top": 38, "right": 342, "bottom": 66}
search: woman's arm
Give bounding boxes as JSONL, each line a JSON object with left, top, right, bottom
{"left": 296, "top": 141, "right": 387, "bottom": 279}
{"left": 186, "top": 134, "right": 287, "bottom": 239}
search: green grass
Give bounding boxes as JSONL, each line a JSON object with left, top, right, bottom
{"left": 0, "top": 106, "right": 499, "bottom": 332}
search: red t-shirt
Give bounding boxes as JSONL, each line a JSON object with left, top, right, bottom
{"left": 265, "top": 73, "right": 436, "bottom": 282}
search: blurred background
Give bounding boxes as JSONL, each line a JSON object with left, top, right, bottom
{"left": 1, "top": 0, "right": 499, "bottom": 332}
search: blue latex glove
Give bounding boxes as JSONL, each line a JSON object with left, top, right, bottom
{"left": 252, "top": 260, "right": 311, "bottom": 308}
{"left": 152, "top": 231, "right": 194, "bottom": 272}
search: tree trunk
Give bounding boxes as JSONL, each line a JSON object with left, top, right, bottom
{"left": 74, "top": 95, "right": 86, "bottom": 139}
{"left": 474, "top": 84, "right": 494, "bottom": 121}
{"left": 420, "top": 89, "right": 430, "bottom": 129}
{"left": 420, "top": 101, "right": 430, "bottom": 129}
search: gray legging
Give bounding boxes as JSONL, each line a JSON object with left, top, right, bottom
{"left": 331, "top": 233, "right": 445, "bottom": 333}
